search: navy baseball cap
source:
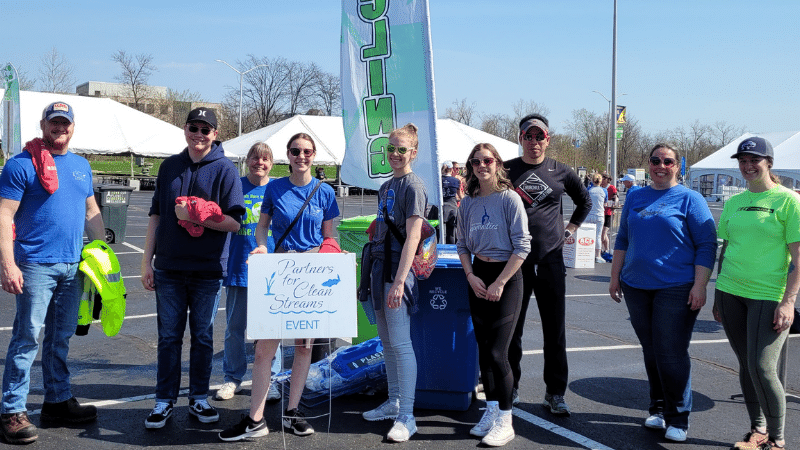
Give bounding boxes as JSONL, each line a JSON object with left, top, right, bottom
{"left": 186, "top": 107, "right": 218, "bottom": 129}
{"left": 731, "top": 137, "right": 773, "bottom": 158}
{"left": 42, "top": 102, "right": 74, "bottom": 123}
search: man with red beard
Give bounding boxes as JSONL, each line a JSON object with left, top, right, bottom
{"left": 140, "top": 107, "right": 244, "bottom": 429}
{"left": 0, "top": 102, "right": 105, "bottom": 444}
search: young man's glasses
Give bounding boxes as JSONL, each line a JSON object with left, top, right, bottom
{"left": 469, "top": 157, "right": 495, "bottom": 167}
{"left": 187, "top": 125, "right": 213, "bottom": 136}
{"left": 386, "top": 144, "right": 413, "bottom": 155}
{"left": 521, "top": 133, "right": 547, "bottom": 142}
{"left": 649, "top": 157, "right": 676, "bottom": 167}
{"left": 289, "top": 147, "right": 314, "bottom": 157}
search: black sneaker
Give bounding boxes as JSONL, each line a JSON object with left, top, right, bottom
{"left": 41, "top": 397, "right": 97, "bottom": 423}
{"left": 188, "top": 398, "right": 219, "bottom": 423}
{"left": 1, "top": 412, "right": 38, "bottom": 444}
{"left": 218, "top": 414, "right": 268, "bottom": 442}
{"left": 144, "top": 401, "right": 173, "bottom": 429}
{"left": 282, "top": 408, "right": 314, "bottom": 436}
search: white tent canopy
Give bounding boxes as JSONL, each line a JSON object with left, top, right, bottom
{"left": 223, "top": 115, "right": 519, "bottom": 166}
{"left": 1, "top": 90, "right": 237, "bottom": 158}
{"left": 689, "top": 131, "right": 800, "bottom": 198}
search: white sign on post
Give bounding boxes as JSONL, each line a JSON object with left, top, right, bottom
{"left": 247, "top": 253, "right": 358, "bottom": 339}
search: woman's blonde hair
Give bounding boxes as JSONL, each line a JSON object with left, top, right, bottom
{"left": 246, "top": 142, "right": 273, "bottom": 162}
{"left": 389, "top": 123, "right": 419, "bottom": 154}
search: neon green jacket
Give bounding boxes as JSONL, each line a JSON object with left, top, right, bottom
{"left": 77, "top": 240, "right": 126, "bottom": 337}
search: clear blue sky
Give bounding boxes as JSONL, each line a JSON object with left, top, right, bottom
{"left": 2, "top": 0, "right": 798, "bottom": 137}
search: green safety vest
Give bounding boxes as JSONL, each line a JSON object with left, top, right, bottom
{"left": 77, "top": 240, "right": 126, "bottom": 337}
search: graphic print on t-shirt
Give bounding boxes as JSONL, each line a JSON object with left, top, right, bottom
{"left": 378, "top": 189, "right": 396, "bottom": 223}
{"left": 515, "top": 171, "right": 552, "bottom": 207}
{"left": 471, "top": 205, "right": 499, "bottom": 233}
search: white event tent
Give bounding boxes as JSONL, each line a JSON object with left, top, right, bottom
{"left": 689, "top": 131, "right": 800, "bottom": 199}
{"left": 223, "top": 115, "right": 519, "bottom": 167}
{"left": 1, "top": 90, "right": 237, "bottom": 159}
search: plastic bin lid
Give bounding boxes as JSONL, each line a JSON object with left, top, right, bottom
{"left": 436, "top": 244, "right": 462, "bottom": 268}
{"left": 337, "top": 214, "right": 377, "bottom": 231}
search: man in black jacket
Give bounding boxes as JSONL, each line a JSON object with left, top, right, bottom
{"left": 504, "top": 114, "right": 591, "bottom": 416}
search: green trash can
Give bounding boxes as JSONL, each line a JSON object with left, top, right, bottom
{"left": 338, "top": 215, "right": 377, "bottom": 344}
{"left": 93, "top": 185, "right": 135, "bottom": 244}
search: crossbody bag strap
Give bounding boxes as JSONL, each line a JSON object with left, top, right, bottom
{"left": 274, "top": 180, "right": 323, "bottom": 251}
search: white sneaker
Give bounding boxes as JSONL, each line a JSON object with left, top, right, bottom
{"left": 215, "top": 382, "right": 242, "bottom": 401}
{"left": 665, "top": 426, "right": 687, "bottom": 442}
{"left": 387, "top": 414, "right": 417, "bottom": 442}
{"left": 267, "top": 382, "right": 281, "bottom": 402}
{"left": 362, "top": 399, "right": 399, "bottom": 421}
{"left": 644, "top": 413, "right": 666, "bottom": 430}
{"left": 595, "top": 257, "right": 606, "bottom": 263}
{"left": 470, "top": 402, "right": 499, "bottom": 437}
{"left": 482, "top": 414, "right": 515, "bottom": 447}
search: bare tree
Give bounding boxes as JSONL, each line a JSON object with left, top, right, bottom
{"left": 711, "top": 121, "right": 745, "bottom": 148}
{"left": 479, "top": 113, "right": 518, "bottom": 142}
{"left": 566, "top": 108, "right": 607, "bottom": 170}
{"left": 313, "top": 72, "right": 340, "bottom": 116}
{"left": 511, "top": 99, "right": 551, "bottom": 123}
{"left": 670, "top": 120, "right": 714, "bottom": 165}
{"left": 445, "top": 98, "right": 476, "bottom": 126}
{"left": 112, "top": 50, "right": 157, "bottom": 111}
{"left": 13, "top": 66, "right": 36, "bottom": 91}
{"left": 285, "top": 61, "right": 321, "bottom": 116}
{"left": 38, "top": 47, "right": 76, "bottom": 93}
{"left": 236, "top": 55, "right": 290, "bottom": 129}
{"left": 152, "top": 88, "right": 204, "bottom": 127}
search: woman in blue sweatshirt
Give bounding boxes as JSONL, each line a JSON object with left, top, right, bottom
{"left": 609, "top": 143, "right": 717, "bottom": 442}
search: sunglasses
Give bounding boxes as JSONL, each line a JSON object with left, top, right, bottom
{"left": 469, "top": 157, "right": 496, "bottom": 167}
{"left": 386, "top": 144, "right": 413, "bottom": 155}
{"left": 187, "top": 125, "right": 213, "bottom": 136}
{"left": 649, "top": 157, "right": 676, "bottom": 167}
{"left": 289, "top": 147, "right": 314, "bottom": 157}
{"left": 521, "top": 133, "right": 547, "bottom": 142}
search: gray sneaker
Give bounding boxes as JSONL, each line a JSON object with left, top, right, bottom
{"left": 362, "top": 399, "right": 399, "bottom": 421}
{"left": 543, "top": 393, "right": 571, "bottom": 417}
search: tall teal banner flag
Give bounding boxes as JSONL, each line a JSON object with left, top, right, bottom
{"left": 1, "top": 62, "right": 23, "bottom": 160}
{"left": 340, "top": 0, "right": 443, "bottom": 206}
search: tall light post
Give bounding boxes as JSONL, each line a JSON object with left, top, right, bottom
{"left": 592, "top": 91, "right": 626, "bottom": 173}
{"left": 215, "top": 59, "right": 268, "bottom": 136}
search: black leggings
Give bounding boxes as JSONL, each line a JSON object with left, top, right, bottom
{"left": 469, "top": 258, "right": 524, "bottom": 411}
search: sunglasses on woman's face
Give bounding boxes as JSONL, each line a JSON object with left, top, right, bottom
{"left": 386, "top": 144, "right": 413, "bottom": 155}
{"left": 289, "top": 147, "right": 314, "bottom": 157}
{"left": 649, "top": 156, "right": 676, "bottom": 167}
{"left": 469, "top": 157, "right": 495, "bottom": 167}
{"left": 187, "top": 125, "right": 213, "bottom": 136}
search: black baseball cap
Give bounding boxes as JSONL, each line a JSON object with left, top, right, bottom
{"left": 731, "top": 136, "right": 773, "bottom": 159}
{"left": 185, "top": 107, "right": 218, "bottom": 129}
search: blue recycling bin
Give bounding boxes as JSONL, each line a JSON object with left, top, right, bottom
{"left": 411, "top": 244, "right": 479, "bottom": 411}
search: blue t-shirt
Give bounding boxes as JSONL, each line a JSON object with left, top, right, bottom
{"left": 225, "top": 177, "right": 275, "bottom": 286}
{"left": 261, "top": 178, "right": 340, "bottom": 252}
{"left": 441, "top": 175, "right": 460, "bottom": 202}
{"left": 0, "top": 151, "right": 93, "bottom": 263}
{"left": 614, "top": 185, "right": 717, "bottom": 289}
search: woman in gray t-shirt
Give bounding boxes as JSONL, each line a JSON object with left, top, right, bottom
{"left": 456, "top": 143, "right": 530, "bottom": 447}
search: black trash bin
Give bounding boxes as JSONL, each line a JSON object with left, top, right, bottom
{"left": 93, "top": 185, "right": 135, "bottom": 243}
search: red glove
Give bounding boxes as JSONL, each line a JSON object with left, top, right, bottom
{"left": 175, "top": 197, "right": 225, "bottom": 237}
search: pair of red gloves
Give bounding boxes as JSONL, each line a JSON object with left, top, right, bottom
{"left": 175, "top": 196, "right": 225, "bottom": 237}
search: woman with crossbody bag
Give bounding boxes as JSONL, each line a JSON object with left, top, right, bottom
{"left": 218, "top": 133, "right": 340, "bottom": 442}
{"left": 359, "top": 124, "right": 427, "bottom": 443}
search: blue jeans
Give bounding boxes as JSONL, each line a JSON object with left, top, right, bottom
{"left": 154, "top": 269, "right": 222, "bottom": 403}
{"left": 2, "top": 262, "right": 81, "bottom": 413}
{"left": 223, "top": 286, "right": 280, "bottom": 384}
{"left": 622, "top": 282, "right": 698, "bottom": 429}
{"left": 374, "top": 282, "right": 416, "bottom": 416}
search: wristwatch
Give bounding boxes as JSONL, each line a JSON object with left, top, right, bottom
{"left": 564, "top": 229, "right": 573, "bottom": 239}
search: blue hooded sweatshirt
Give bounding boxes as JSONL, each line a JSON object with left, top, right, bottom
{"left": 149, "top": 142, "right": 245, "bottom": 276}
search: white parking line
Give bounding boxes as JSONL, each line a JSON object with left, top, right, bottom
{"left": 513, "top": 407, "right": 617, "bottom": 450}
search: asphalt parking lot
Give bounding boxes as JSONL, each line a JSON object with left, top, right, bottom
{"left": 0, "top": 190, "right": 798, "bottom": 449}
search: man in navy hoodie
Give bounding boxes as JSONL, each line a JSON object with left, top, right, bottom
{"left": 140, "top": 107, "right": 245, "bottom": 429}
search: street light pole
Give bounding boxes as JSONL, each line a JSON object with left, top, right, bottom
{"left": 592, "top": 90, "right": 626, "bottom": 173}
{"left": 215, "top": 59, "right": 268, "bottom": 136}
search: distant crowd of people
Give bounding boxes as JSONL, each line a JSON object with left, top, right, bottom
{"left": 0, "top": 104, "right": 797, "bottom": 450}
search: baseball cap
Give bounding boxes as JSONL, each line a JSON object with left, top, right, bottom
{"left": 519, "top": 117, "right": 548, "bottom": 134}
{"left": 42, "top": 102, "right": 74, "bottom": 123}
{"left": 731, "top": 137, "right": 773, "bottom": 159}
{"left": 621, "top": 174, "right": 636, "bottom": 182}
{"left": 443, "top": 161, "right": 453, "bottom": 169}
{"left": 186, "top": 107, "right": 218, "bottom": 129}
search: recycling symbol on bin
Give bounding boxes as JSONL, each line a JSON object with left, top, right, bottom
{"left": 430, "top": 292, "right": 447, "bottom": 310}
